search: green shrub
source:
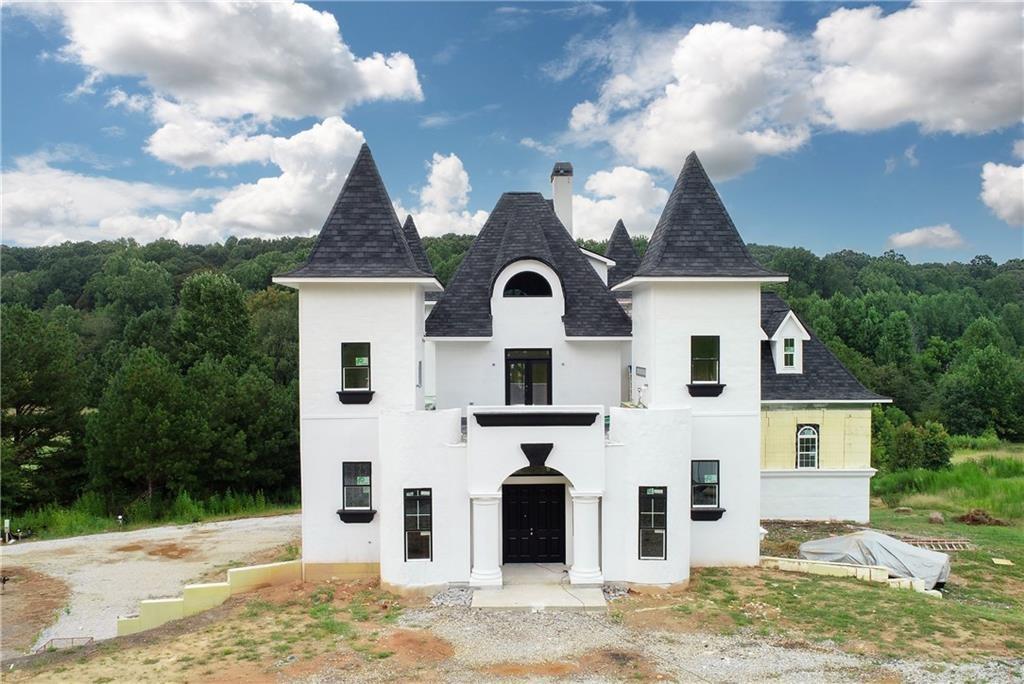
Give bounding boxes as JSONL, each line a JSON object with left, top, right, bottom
{"left": 920, "top": 421, "right": 952, "bottom": 470}
{"left": 872, "top": 456, "right": 1024, "bottom": 519}
{"left": 170, "top": 491, "right": 204, "bottom": 524}
{"left": 949, "top": 429, "right": 1002, "bottom": 451}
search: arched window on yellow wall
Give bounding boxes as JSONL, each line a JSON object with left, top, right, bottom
{"left": 797, "top": 425, "right": 819, "bottom": 469}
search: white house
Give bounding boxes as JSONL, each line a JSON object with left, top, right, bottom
{"left": 274, "top": 145, "right": 888, "bottom": 589}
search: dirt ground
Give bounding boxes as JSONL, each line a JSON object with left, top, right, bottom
{"left": 0, "top": 567, "right": 71, "bottom": 660}
{"left": 4, "top": 578, "right": 1020, "bottom": 683}
{"left": 0, "top": 514, "right": 300, "bottom": 656}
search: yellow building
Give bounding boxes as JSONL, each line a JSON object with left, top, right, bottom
{"left": 759, "top": 293, "right": 889, "bottom": 522}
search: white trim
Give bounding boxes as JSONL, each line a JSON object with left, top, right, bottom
{"left": 768, "top": 311, "right": 810, "bottom": 341}
{"left": 565, "top": 336, "right": 632, "bottom": 342}
{"left": 424, "top": 336, "right": 492, "bottom": 342}
{"left": 761, "top": 399, "right": 892, "bottom": 405}
{"left": 578, "top": 246, "right": 616, "bottom": 266}
{"left": 273, "top": 276, "right": 443, "bottom": 290}
{"left": 761, "top": 468, "right": 877, "bottom": 478}
{"left": 613, "top": 274, "right": 788, "bottom": 290}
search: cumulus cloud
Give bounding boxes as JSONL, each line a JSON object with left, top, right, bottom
{"left": 394, "top": 153, "right": 489, "bottom": 237}
{"left": 1, "top": 152, "right": 196, "bottom": 245}
{"left": 53, "top": 1, "right": 421, "bottom": 121}
{"left": 563, "top": 21, "right": 813, "bottom": 178}
{"left": 519, "top": 137, "right": 558, "bottom": 156}
{"left": 981, "top": 162, "right": 1024, "bottom": 227}
{"left": 572, "top": 166, "right": 669, "bottom": 240}
{"left": 886, "top": 224, "right": 964, "bottom": 249}
{"left": 814, "top": 3, "right": 1022, "bottom": 134}
{"left": 556, "top": 3, "right": 1021, "bottom": 180}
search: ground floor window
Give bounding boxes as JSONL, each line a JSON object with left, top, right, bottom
{"left": 404, "top": 488, "right": 432, "bottom": 561}
{"left": 691, "top": 461, "right": 719, "bottom": 508}
{"left": 638, "top": 486, "right": 667, "bottom": 560}
{"left": 342, "top": 462, "right": 372, "bottom": 510}
{"left": 797, "top": 425, "right": 819, "bottom": 469}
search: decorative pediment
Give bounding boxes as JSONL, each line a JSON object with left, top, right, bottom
{"left": 520, "top": 443, "right": 554, "bottom": 468}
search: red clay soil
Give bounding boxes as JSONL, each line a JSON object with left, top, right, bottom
{"left": 0, "top": 565, "right": 71, "bottom": 660}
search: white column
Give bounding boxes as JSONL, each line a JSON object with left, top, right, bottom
{"left": 569, "top": 490, "right": 603, "bottom": 585}
{"left": 469, "top": 493, "right": 503, "bottom": 587}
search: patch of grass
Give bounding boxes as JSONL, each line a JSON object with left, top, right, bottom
{"left": 242, "top": 598, "right": 273, "bottom": 617}
{"left": 872, "top": 456, "right": 1024, "bottom": 520}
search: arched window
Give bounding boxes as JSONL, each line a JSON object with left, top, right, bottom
{"left": 797, "top": 425, "right": 819, "bottom": 469}
{"left": 503, "top": 271, "right": 552, "bottom": 297}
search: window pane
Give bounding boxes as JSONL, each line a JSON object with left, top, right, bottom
{"left": 343, "top": 463, "right": 371, "bottom": 486}
{"left": 344, "top": 486, "right": 370, "bottom": 509}
{"left": 507, "top": 349, "right": 551, "bottom": 359}
{"left": 692, "top": 360, "right": 718, "bottom": 382}
{"left": 692, "top": 483, "right": 718, "bottom": 507}
{"left": 692, "top": 461, "right": 719, "bottom": 485}
{"left": 640, "top": 529, "right": 665, "bottom": 559}
{"left": 784, "top": 338, "right": 795, "bottom": 353}
{"left": 692, "top": 336, "right": 719, "bottom": 358}
{"left": 343, "top": 367, "right": 370, "bottom": 390}
{"left": 503, "top": 271, "right": 552, "bottom": 297}
{"left": 530, "top": 362, "right": 549, "bottom": 405}
{"left": 342, "top": 343, "right": 370, "bottom": 368}
{"left": 406, "top": 530, "right": 431, "bottom": 560}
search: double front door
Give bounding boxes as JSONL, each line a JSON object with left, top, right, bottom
{"left": 502, "top": 483, "right": 565, "bottom": 563}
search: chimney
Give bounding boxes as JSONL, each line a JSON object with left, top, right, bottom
{"left": 550, "top": 161, "right": 573, "bottom": 237}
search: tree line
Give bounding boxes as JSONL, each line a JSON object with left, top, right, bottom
{"left": 2, "top": 234, "right": 1022, "bottom": 520}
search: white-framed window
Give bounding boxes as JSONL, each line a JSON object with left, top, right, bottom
{"left": 341, "top": 342, "right": 371, "bottom": 391}
{"left": 783, "top": 338, "right": 795, "bottom": 368}
{"left": 638, "top": 486, "right": 667, "bottom": 560}
{"left": 797, "top": 425, "right": 819, "bottom": 469}
{"left": 691, "top": 461, "right": 720, "bottom": 508}
{"left": 342, "top": 462, "right": 372, "bottom": 510}
{"left": 691, "top": 336, "right": 720, "bottom": 383}
{"left": 404, "top": 488, "right": 432, "bottom": 561}
{"left": 503, "top": 271, "right": 552, "bottom": 297}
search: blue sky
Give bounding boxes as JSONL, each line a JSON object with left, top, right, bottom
{"left": 2, "top": 2, "right": 1022, "bottom": 262}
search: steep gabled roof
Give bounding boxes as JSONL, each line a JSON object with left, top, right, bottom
{"left": 605, "top": 219, "right": 641, "bottom": 288}
{"left": 279, "top": 144, "right": 432, "bottom": 279}
{"left": 425, "top": 192, "right": 632, "bottom": 338}
{"left": 760, "top": 292, "right": 889, "bottom": 402}
{"left": 636, "top": 152, "right": 781, "bottom": 279}
{"left": 402, "top": 215, "right": 434, "bottom": 276}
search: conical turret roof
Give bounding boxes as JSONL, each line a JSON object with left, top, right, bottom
{"left": 604, "top": 219, "right": 641, "bottom": 288}
{"left": 280, "top": 144, "right": 432, "bottom": 279}
{"left": 635, "top": 152, "right": 779, "bottom": 278}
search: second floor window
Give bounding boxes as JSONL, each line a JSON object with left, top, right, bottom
{"left": 503, "top": 271, "right": 552, "bottom": 297}
{"left": 797, "top": 425, "right": 819, "bottom": 469}
{"left": 783, "top": 338, "right": 795, "bottom": 367}
{"left": 691, "top": 336, "right": 720, "bottom": 383}
{"left": 341, "top": 342, "right": 371, "bottom": 391}
{"left": 691, "top": 461, "right": 720, "bottom": 508}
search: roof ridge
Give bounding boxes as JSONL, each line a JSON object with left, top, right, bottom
{"left": 636, "top": 152, "right": 781, "bottom": 279}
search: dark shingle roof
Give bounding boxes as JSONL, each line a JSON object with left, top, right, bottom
{"left": 760, "top": 292, "right": 888, "bottom": 402}
{"left": 425, "top": 192, "right": 632, "bottom": 338}
{"left": 636, "top": 152, "right": 782, "bottom": 279}
{"left": 605, "top": 219, "right": 640, "bottom": 288}
{"left": 279, "top": 144, "right": 432, "bottom": 279}
{"left": 402, "top": 215, "right": 434, "bottom": 275}
{"left": 551, "top": 162, "right": 573, "bottom": 178}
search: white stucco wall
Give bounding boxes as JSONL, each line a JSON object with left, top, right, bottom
{"left": 769, "top": 313, "right": 809, "bottom": 374}
{"left": 761, "top": 469, "right": 875, "bottom": 523}
{"left": 434, "top": 260, "right": 624, "bottom": 412}
{"left": 581, "top": 250, "right": 610, "bottom": 284}
{"left": 296, "top": 282, "right": 425, "bottom": 565}
{"left": 378, "top": 409, "right": 469, "bottom": 586}
{"left": 630, "top": 281, "right": 763, "bottom": 567}
{"left": 604, "top": 407, "right": 691, "bottom": 585}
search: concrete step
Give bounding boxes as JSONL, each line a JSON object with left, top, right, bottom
{"left": 470, "top": 583, "right": 606, "bottom": 611}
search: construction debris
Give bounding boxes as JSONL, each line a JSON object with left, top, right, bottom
{"left": 956, "top": 509, "right": 1009, "bottom": 526}
{"left": 992, "top": 558, "right": 1015, "bottom": 566}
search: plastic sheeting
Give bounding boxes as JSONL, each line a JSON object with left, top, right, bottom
{"left": 799, "top": 530, "right": 951, "bottom": 589}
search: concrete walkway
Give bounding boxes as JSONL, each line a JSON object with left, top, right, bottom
{"left": 470, "top": 563, "right": 607, "bottom": 611}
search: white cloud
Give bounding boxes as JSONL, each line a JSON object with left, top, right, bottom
{"left": 904, "top": 145, "right": 919, "bottom": 168}
{"left": 884, "top": 157, "right": 898, "bottom": 175}
{"left": 394, "top": 153, "right": 489, "bottom": 237}
{"left": 53, "top": 1, "right": 421, "bottom": 121}
{"left": 981, "top": 162, "right": 1024, "bottom": 227}
{"left": 101, "top": 125, "right": 125, "bottom": 138}
{"left": 572, "top": 166, "right": 669, "bottom": 241}
{"left": 519, "top": 137, "right": 558, "bottom": 156}
{"left": 145, "top": 99, "right": 275, "bottom": 170}
{"left": 1014, "top": 140, "right": 1024, "bottom": 160}
{"left": 813, "top": 3, "right": 1022, "bottom": 134}
{"left": 564, "top": 21, "right": 813, "bottom": 179}
{"left": 106, "top": 87, "right": 148, "bottom": 113}
{"left": 1, "top": 153, "right": 195, "bottom": 245}
{"left": 886, "top": 224, "right": 964, "bottom": 249}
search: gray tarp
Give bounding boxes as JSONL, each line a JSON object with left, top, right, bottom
{"left": 799, "top": 530, "right": 951, "bottom": 590}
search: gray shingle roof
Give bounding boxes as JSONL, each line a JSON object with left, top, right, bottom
{"left": 636, "top": 152, "right": 782, "bottom": 279}
{"left": 402, "top": 215, "right": 434, "bottom": 275}
{"left": 605, "top": 219, "right": 640, "bottom": 288}
{"left": 278, "top": 144, "right": 433, "bottom": 279}
{"left": 425, "top": 192, "right": 632, "bottom": 338}
{"left": 760, "top": 292, "right": 888, "bottom": 402}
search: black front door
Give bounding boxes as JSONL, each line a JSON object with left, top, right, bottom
{"left": 505, "top": 349, "right": 552, "bottom": 405}
{"left": 502, "top": 484, "right": 565, "bottom": 563}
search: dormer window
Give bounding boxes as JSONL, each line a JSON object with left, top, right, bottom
{"left": 503, "top": 271, "right": 552, "bottom": 297}
{"left": 783, "top": 338, "right": 795, "bottom": 368}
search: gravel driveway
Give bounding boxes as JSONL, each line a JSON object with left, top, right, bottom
{"left": 1, "top": 514, "right": 300, "bottom": 651}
